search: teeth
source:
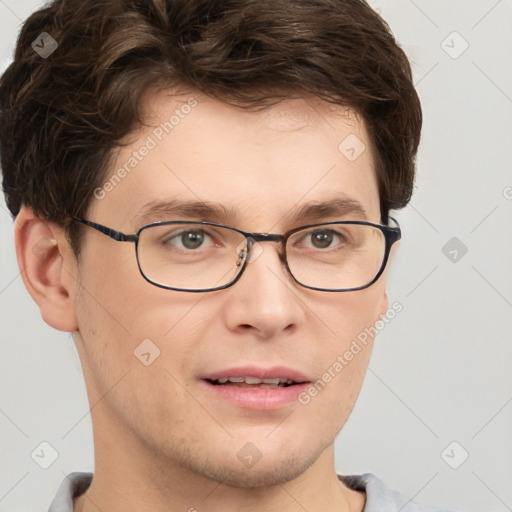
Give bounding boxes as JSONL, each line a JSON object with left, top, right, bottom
{"left": 214, "top": 377, "right": 295, "bottom": 385}
{"left": 245, "top": 376, "right": 262, "bottom": 384}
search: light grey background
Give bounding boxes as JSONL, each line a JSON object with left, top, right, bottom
{"left": 1, "top": 1, "right": 511, "bottom": 511}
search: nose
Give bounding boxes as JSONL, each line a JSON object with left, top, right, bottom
{"left": 220, "top": 240, "right": 306, "bottom": 340}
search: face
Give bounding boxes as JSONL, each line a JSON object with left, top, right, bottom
{"left": 67, "top": 90, "right": 389, "bottom": 487}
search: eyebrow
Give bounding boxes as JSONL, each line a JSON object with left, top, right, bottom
{"left": 132, "top": 196, "right": 368, "bottom": 228}
{"left": 133, "top": 200, "right": 236, "bottom": 226}
{"left": 290, "top": 197, "right": 367, "bottom": 224}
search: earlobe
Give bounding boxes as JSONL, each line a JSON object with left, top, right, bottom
{"left": 14, "top": 208, "right": 79, "bottom": 332}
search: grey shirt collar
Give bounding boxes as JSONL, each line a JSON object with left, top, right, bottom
{"left": 48, "top": 471, "right": 456, "bottom": 512}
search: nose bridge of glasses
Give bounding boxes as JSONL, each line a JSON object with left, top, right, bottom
{"left": 236, "top": 232, "right": 287, "bottom": 266}
{"left": 249, "top": 233, "right": 285, "bottom": 243}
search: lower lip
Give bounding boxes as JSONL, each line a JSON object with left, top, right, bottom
{"left": 201, "top": 380, "right": 310, "bottom": 410}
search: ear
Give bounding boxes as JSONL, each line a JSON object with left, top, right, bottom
{"left": 14, "top": 207, "right": 79, "bottom": 332}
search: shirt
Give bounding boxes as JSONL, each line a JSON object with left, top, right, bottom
{"left": 48, "top": 471, "right": 458, "bottom": 511}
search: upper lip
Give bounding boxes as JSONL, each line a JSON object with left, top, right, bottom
{"left": 201, "top": 366, "right": 311, "bottom": 383}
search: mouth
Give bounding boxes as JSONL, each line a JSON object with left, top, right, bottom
{"left": 204, "top": 376, "right": 305, "bottom": 388}
{"left": 200, "top": 366, "right": 312, "bottom": 410}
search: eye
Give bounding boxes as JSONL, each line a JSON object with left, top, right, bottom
{"left": 163, "top": 229, "right": 214, "bottom": 250}
{"left": 301, "top": 229, "right": 347, "bottom": 249}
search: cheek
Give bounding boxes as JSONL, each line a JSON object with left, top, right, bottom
{"left": 74, "top": 244, "right": 215, "bottom": 378}
{"left": 315, "top": 281, "right": 387, "bottom": 345}
{"left": 73, "top": 269, "right": 210, "bottom": 433}
{"left": 300, "top": 284, "right": 385, "bottom": 406}
{"left": 77, "top": 238, "right": 171, "bottom": 335}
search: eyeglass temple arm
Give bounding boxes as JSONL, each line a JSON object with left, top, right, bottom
{"left": 72, "top": 217, "right": 137, "bottom": 242}
{"left": 386, "top": 217, "right": 401, "bottom": 241}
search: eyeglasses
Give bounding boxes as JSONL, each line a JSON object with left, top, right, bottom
{"left": 72, "top": 217, "right": 401, "bottom": 292}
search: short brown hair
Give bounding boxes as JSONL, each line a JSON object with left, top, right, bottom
{"left": 0, "top": 0, "right": 421, "bottom": 252}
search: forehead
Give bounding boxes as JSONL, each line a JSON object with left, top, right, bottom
{"left": 94, "top": 88, "right": 379, "bottom": 229}
{"left": 140, "top": 87, "right": 364, "bottom": 136}
{"left": 239, "top": 94, "right": 359, "bottom": 132}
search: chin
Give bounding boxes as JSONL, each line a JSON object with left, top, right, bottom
{"left": 202, "top": 454, "right": 314, "bottom": 488}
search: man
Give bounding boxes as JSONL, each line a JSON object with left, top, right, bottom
{"left": 0, "top": 0, "right": 455, "bottom": 510}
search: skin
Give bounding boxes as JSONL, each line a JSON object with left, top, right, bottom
{"left": 15, "top": 90, "right": 393, "bottom": 512}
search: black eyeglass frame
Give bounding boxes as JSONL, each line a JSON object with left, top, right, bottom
{"left": 71, "top": 216, "right": 401, "bottom": 293}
